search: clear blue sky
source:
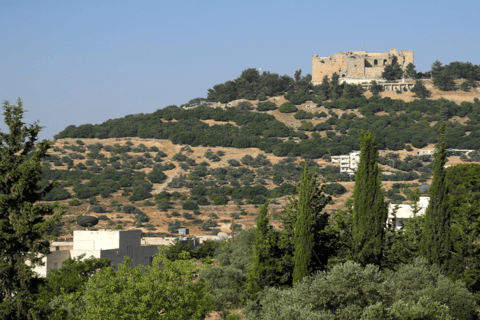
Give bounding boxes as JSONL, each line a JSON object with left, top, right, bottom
{"left": 1, "top": 0, "right": 479, "bottom": 140}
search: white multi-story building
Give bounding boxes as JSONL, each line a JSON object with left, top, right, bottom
{"left": 33, "top": 230, "right": 160, "bottom": 277}
{"left": 332, "top": 151, "right": 360, "bottom": 175}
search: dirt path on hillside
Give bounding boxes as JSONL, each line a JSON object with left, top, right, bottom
{"left": 151, "top": 168, "right": 180, "bottom": 195}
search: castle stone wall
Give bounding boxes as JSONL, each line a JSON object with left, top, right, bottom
{"left": 312, "top": 49, "right": 414, "bottom": 84}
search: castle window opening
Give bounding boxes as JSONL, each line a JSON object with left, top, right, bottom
{"left": 374, "top": 59, "right": 378, "bottom": 66}
{"left": 383, "top": 59, "right": 387, "bottom": 66}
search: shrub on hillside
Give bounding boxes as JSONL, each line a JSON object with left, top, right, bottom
{"left": 236, "top": 101, "right": 253, "bottom": 110}
{"left": 325, "top": 182, "right": 347, "bottom": 195}
{"left": 294, "top": 110, "right": 314, "bottom": 119}
{"left": 411, "top": 80, "right": 431, "bottom": 98}
{"left": 284, "top": 89, "right": 311, "bottom": 105}
{"left": 90, "top": 205, "right": 106, "bottom": 213}
{"left": 122, "top": 204, "right": 138, "bottom": 214}
{"left": 68, "top": 199, "right": 81, "bottom": 206}
{"left": 298, "top": 122, "right": 315, "bottom": 131}
{"left": 227, "top": 159, "right": 241, "bottom": 167}
{"left": 278, "top": 102, "right": 298, "bottom": 113}
{"left": 172, "top": 153, "right": 187, "bottom": 162}
{"left": 256, "top": 101, "right": 277, "bottom": 111}
{"left": 182, "top": 201, "right": 199, "bottom": 211}
{"left": 147, "top": 168, "right": 167, "bottom": 183}
{"left": 42, "top": 186, "right": 71, "bottom": 201}
{"left": 128, "top": 188, "right": 152, "bottom": 202}
{"left": 182, "top": 212, "right": 193, "bottom": 220}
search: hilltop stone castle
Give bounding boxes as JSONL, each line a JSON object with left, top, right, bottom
{"left": 312, "top": 48, "right": 414, "bottom": 84}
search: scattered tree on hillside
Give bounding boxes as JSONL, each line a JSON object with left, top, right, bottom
{"left": 434, "top": 72, "right": 456, "bottom": 91}
{"left": 405, "top": 63, "right": 417, "bottom": 79}
{"left": 382, "top": 63, "right": 403, "bottom": 80}
{"left": 370, "top": 81, "right": 383, "bottom": 95}
{"left": 431, "top": 60, "right": 444, "bottom": 78}
{"left": 352, "top": 130, "right": 387, "bottom": 266}
{"left": 411, "top": 80, "right": 431, "bottom": 98}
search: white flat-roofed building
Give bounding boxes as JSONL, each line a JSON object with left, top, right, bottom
{"left": 33, "top": 230, "right": 159, "bottom": 277}
{"left": 387, "top": 197, "right": 429, "bottom": 229}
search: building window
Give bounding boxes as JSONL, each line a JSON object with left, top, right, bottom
{"left": 383, "top": 59, "right": 387, "bottom": 66}
{"left": 374, "top": 59, "right": 378, "bottom": 66}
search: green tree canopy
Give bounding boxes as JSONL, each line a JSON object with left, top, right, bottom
{"left": 0, "top": 99, "right": 64, "bottom": 319}
{"left": 53, "top": 253, "right": 213, "bottom": 320}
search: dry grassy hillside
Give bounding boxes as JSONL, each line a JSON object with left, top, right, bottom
{"left": 45, "top": 84, "right": 480, "bottom": 238}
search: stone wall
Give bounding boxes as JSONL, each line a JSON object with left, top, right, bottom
{"left": 312, "top": 49, "right": 414, "bottom": 84}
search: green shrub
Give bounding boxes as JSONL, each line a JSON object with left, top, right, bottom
{"left": 147, "top": 168, "right": 167, "bottom": 183}
{"left": 182, "top": 201, "right": 199, "bottom": 211}
{"left": 325, "top": 182, "right": 347, "bottom": 195}
{"left": 236, "top": 101, "right": 253, "bottom": 110}
{"left": 278, "top": 102, "right": 298, "bottom": 113}
{"left": 182, "top": 212, "right": 193, "bottom": 220}
{"left": 98, "top": 215, "right": 109, "bottom": 220}
{"left": 90, "top": 205, "right": 106, "bottom": 213}
{"left": 298, "top": 122, "right": 315, "bottom": 131}
{"left": 256, "top": 101, "right": 277, "bottom": 111}
{"left": 142, "top": 200, "right": 155, "bottom": 206}
{"left": 68, "top": 199, "right": 81, "bottom": 206}
{"left": 128, "top": 188, "right": 152, "bottom": 202}
{"left": 227, "top": 159, "right": 241, "bottom": 167}
{"left": 122, "top": 204, "right": 137, "bottom": 214}
{"left": 172, "top": 153, "right": 187, "bottom": 162}
{"left": 145, "top": 223, "right": 155, "bottom": 230}
{"left": 294, "top": 110, "right": 314, "bottom": 119}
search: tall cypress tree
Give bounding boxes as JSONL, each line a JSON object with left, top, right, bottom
{"left": 421, "top": 123, "right": 452, "bottom": 270}
{"left": 292, "top": 165, "right": 331, "bottom": 284}
{"left": 247, "top": 201, "right": 282, "bottom": 294}
{"left": 352, "top": 130, "right": 387, "bottom": 266}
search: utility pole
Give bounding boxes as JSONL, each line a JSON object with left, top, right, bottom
{"left": 231, "top": 216, "right": 234, "bottom": 244}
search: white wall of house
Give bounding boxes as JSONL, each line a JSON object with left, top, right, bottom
{"left": 32, "top": 249, "right": 71, "bottom": 277}
{"left": 387, "top": 197, "right": 429, "bottom": 228}
{"left": 33, "top": 230, "right": 159, "bottom": 277}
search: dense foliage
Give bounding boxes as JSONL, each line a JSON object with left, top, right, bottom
{"left": 0, "top": 99, "right": 64, "bottom": 319}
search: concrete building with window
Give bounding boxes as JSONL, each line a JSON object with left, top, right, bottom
{"left": 33, "top": 229, "right": 160, "bottom": 277}
{"left": 332, "top": 151, "right": 360, "bottom": 175}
